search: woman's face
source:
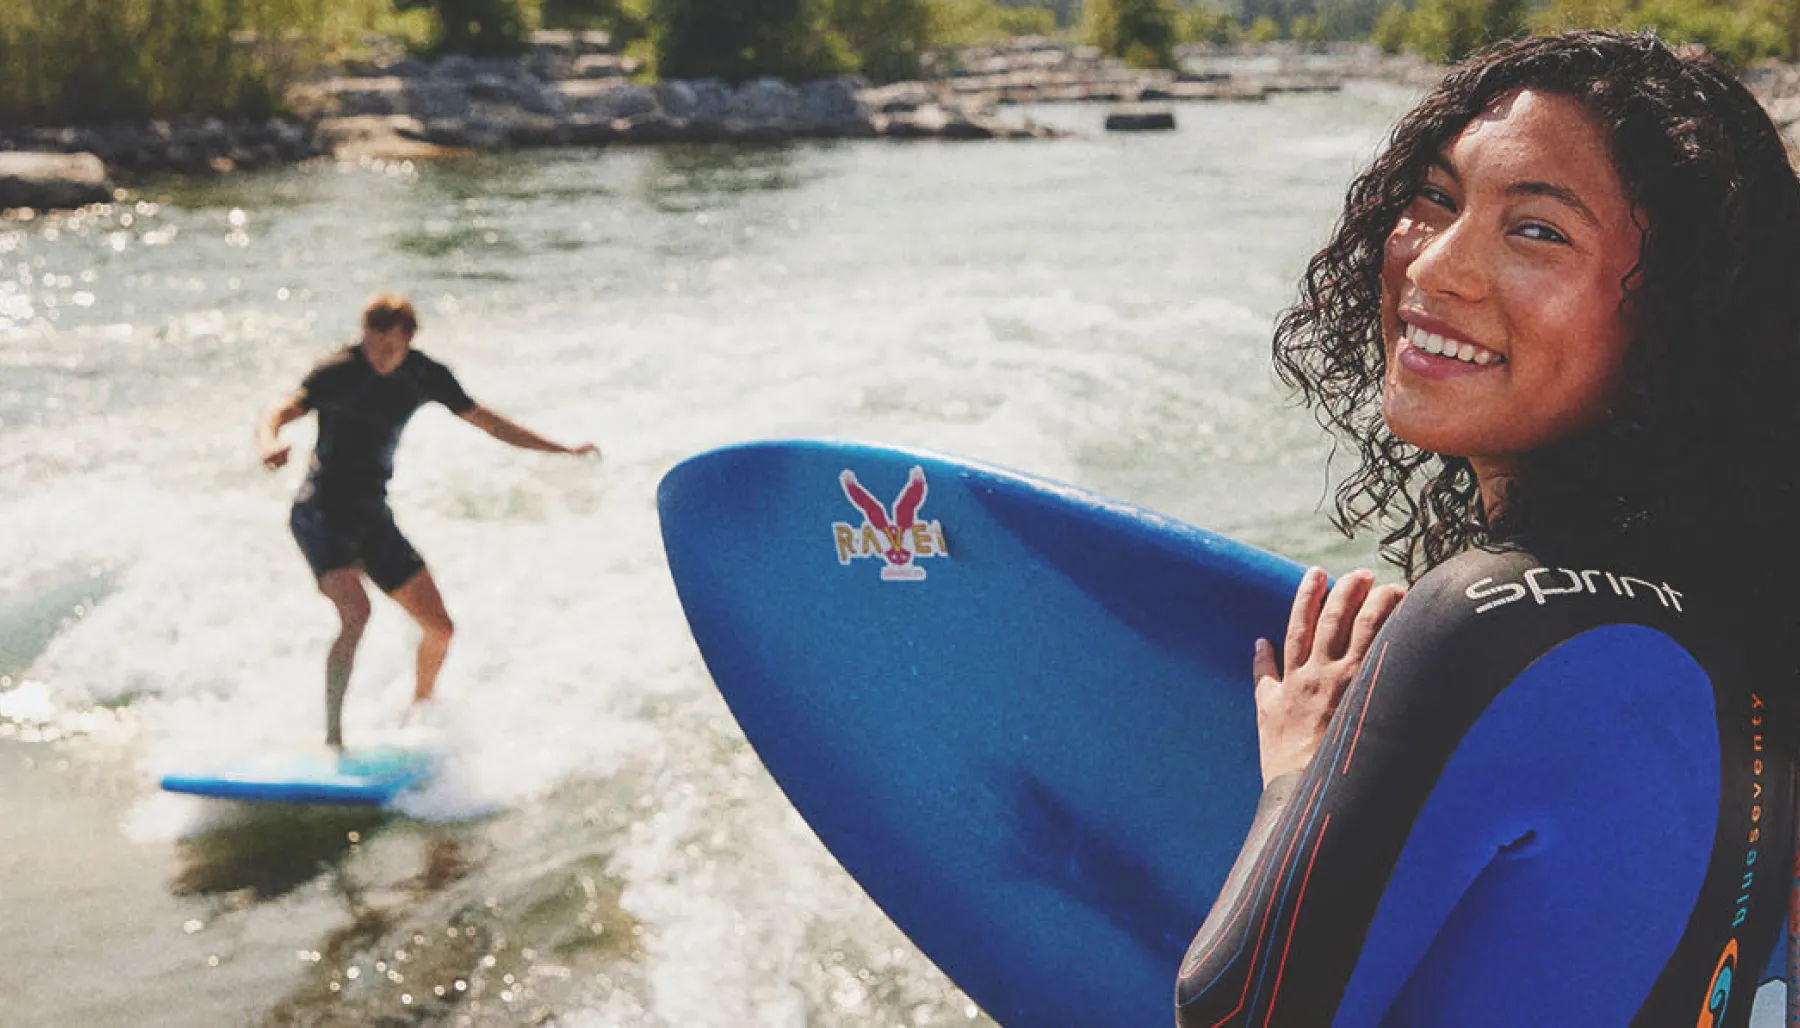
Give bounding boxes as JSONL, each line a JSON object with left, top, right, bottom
{"left": 1379, "top": 89, "right": 1643, "bottom": 472}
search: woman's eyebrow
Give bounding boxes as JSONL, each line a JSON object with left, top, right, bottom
{"left": 1507, "top": 181, "right": 1599, "bottom": 227}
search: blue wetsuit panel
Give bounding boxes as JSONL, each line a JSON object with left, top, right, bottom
{"left": 1175, "top": 548, "right": 1791, "bottom": 1028}
{"left": 1335, "top": 627, "right": 1719, "bottom": 1026}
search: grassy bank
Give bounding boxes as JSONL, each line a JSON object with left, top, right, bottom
{"left": 0, "top": 0, "right": 429, "bottom": 125}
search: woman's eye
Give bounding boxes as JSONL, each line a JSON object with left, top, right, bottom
{"left": 1516, "top": 222, "right": 1569, "bottom": 245}
{"left": 1417, "top": 185, "right": 1455, "bottom": 211}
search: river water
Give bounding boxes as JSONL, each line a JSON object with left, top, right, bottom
{"left": 0, "top": 87, "right": 1784, "bottom": 1026}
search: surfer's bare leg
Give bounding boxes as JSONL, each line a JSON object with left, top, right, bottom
{"left": 317, "top": 568, "right": 371, "bottom": 748}
{"left": 390, "top": 568, "right": 454, "bottom": 704}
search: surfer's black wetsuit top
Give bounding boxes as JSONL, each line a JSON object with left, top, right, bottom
{"left": 287, "top": 345, "right": 476, "bottom": 592}
{"left": 1175, "top": 547, "right": 1792, "bottom": 1027}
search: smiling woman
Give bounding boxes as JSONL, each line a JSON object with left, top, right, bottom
{"left": 1175, "top": 31, "right": 1800, "bottom": 1027}
{"left": 1380, "top": 89, "right": 1643, "bottom": 478}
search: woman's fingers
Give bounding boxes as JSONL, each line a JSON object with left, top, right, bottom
{"left": 1284, "top": 567, "right": 1327, "bottom": 675}
{"left": 1347, "top": 584, "right": 1407, "bottom": 660}
{"left": 1253, "top": 637, "right": 1279, "bottom": 686}
{"left": 1314, "top": 570, "right": 1374, "bottom": 662}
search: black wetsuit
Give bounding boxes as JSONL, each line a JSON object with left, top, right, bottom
{"left": 1175, "top": 547, "right": 1792, "bottom": 1027}
{"left": 288, "top": 345, "right": 476, "bottom": 593}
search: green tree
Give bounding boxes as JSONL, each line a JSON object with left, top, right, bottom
{"left": 426, "top": 0, "right": 530, "bottom": 56}
{"left": 1291, "top": 11, "right": 1327, "bottom": 42}
{"left": 1371, "top": 1, "right": 1410, "bottom": 52}
{"left": 1180, "top": 3, "right": 1241, "bottom": 43}
{"left": 831, "top": 0, "right": 932, "bottom": 81}
{"left": 649, "top": 0, "right": 854, "bottom": 82}
{"left": 1406, "top": 0, "right": 1509, "bottom": 62}
{"left": 1314, "top": 0, "right": 1387, "bottom": 39}
{"left": 1624, "top": 0, "right": 1785, "bottom": 67}
{"left": 1083, "top": 0, "right": 1180, "bottom": 68}
{"left": 1534, "top": 0, "right": 1793, "bottom": 66}
{"left": 1481, "top": 0, "right": 1526, "bottom": 46}
{"left": 541, "top": 0, "right": 651, "bottom": 41}
{"left": 996, "top": 5, "right": 1058, "bottom": 34}
{"left": 1245, "top": 13, "right": 1282, "bottom": 40}
{"left": 926, "top": 1, "right": 1061, "bottom": 45}
{"left": 0, "top": 0, "right": 396, "bottom": 125}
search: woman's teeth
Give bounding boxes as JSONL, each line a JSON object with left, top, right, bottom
{"left": 1406, "top": 325, "right": 1501, "bottom": 366}
{"left": 1396, "top": 327, "right": 1497, "bottom": 367}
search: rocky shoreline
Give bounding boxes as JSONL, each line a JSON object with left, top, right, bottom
{"left": 3, "top": 35, "right": 1798, "bottom": 211}
{"left": 1745, "top": 63, "right": 1800, "bottom": 141}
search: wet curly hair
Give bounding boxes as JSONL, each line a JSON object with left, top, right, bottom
{"left": 1276, "top": 31, "right": 1800, "bottom": 634}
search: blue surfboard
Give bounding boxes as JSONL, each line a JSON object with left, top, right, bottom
{"left": 160, "top": 744, "right": 437, "bottom": 806}
{"left": 661, "top": 439, "right": 1792, "bottom": 1023}
{"left": 659, "top": 439, "right": 1304, "bottom": 1026}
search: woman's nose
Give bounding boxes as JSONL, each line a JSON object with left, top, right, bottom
{"left": 1405, "top": 216, "right": 1488, "bottom": 302}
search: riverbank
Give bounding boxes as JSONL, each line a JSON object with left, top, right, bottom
{"left": 3, "top": 36, "right": 1798, "bottom": 211}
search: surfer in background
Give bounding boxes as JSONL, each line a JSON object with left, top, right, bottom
{"left": 257, "top": 292, "right": 598, "bottom": 748}
{"left": 1176, "top": 33, "right": 1800, "bottom": 1026}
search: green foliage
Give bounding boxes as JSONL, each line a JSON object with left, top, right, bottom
{"left": 1403, "top": 0, "right": 1523, "bottom": 62}
{"left": 832, "top": 0, "right": 933, "bottom": 81}
{"left": 997, "top": 5, "right": 1060, "bottom": 34}
{"left": 1314, "top": 0, "right": 1390, "bottom": 39}
{"left": 926, "top": 0, "right": 1063, "bottom": 46}
{"left": 1515, "top": 0, "right": 1795, "bottom": 66}
{"left": 1245, "top": 14, "right": 1283, "bottom": 40}
{"left": 649, "top": 0, "right": 855, "bottom": 83}
{"left": 1291, "top": 11, "right": 1327, "bottom": 41}
{"left": 1180, "top": 3, "right": 1242, "bottom": 43}
{"left": 1083, "top": 0, "right": 1181, "bottom": 68}
{"left": 541, "top": 0, "right": 651, "bottom": 41}
{"left": 0, "top": 0, "right": 400, "bottom": 125}
{"left": 1535, "top": 0, "right": 1793, "bottom": 66}
{"left": 429, "top": 0, "right": 531, "bottom": 55}
{"left": 1371, "top": 1, "right": 1411, "bottom": 51}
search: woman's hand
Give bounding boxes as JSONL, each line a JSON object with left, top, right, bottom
{"left": 1252, "top": 567, "right": 1406, "bottom": 786}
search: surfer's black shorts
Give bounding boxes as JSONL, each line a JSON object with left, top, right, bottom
{"left": 1175, "top": 546, "right": 1793, "bottom": 1027}
{"left": 289, "top": 489, "right": 425, "bottom": 594}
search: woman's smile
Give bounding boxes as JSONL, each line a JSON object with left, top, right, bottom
{"left": 1395, "top": 310, "right": 1507, "bottom": 377}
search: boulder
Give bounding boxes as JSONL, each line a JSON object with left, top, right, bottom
{"left": 386, "top": 57, "right": 431, "bottom": 79}
{"left": 316, "top": 115, "right": 463, "bottom": 161}
{"left": 1105, "top": 104, "right": 1177, "bottom": 132}
{"left": 799, "top": 77, "right": 872, "bottom": 134}
{"left": 0, "top": 152, "right": 111, "bottom": 210}
{"left": 688, "top": 79, "right": 734, "bottom": 124}
{"left": 573, "top": 54, "right": 632, "bottom": 79}
{"left": 733, "top": 77, "right": 800, "bottom": 125}
{"left": 561, "top": 81, "right": 657, "bottom": 122}
{"left": 859, "top": 81, "right": 936, "bottom": 114}
{"left": 881, "top": 104, "right": 949, "bottom": 139}
{"left": 321, "top": 76, "right": 410, "bottom": 117}
{"left": 654, "top": 81, "right": 700, "bottom": 121}
{"left": 405, "top": 78, "right": 473, "bottom": 121}
{"left": 1768, "top": 95, "right": 1800, "bottom": 132}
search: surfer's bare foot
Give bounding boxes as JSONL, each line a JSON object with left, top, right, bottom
{"left": 402, "top": 697, "right": 443, "bottom": 731}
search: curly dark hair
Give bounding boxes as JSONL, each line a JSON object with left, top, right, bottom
{"left": 1276, "top": 31, "right": 1800, "bottom": 637}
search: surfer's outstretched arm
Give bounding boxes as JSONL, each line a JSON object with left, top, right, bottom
{"left": 459, "top": 405, "right": 598, "bottom": 456}
{"left": 257, "top": 393, "right": 307, "bottom": 470}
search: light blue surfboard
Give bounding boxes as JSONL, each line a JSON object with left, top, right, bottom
{"left": 660, "top": 439, "right": 1790, "bottom": 1025}
{"left": 160, "top": 744, "right": 436, "bottom": 806}
{"left": 659, "top": 439, "right": 1301, "bottom": 1026}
